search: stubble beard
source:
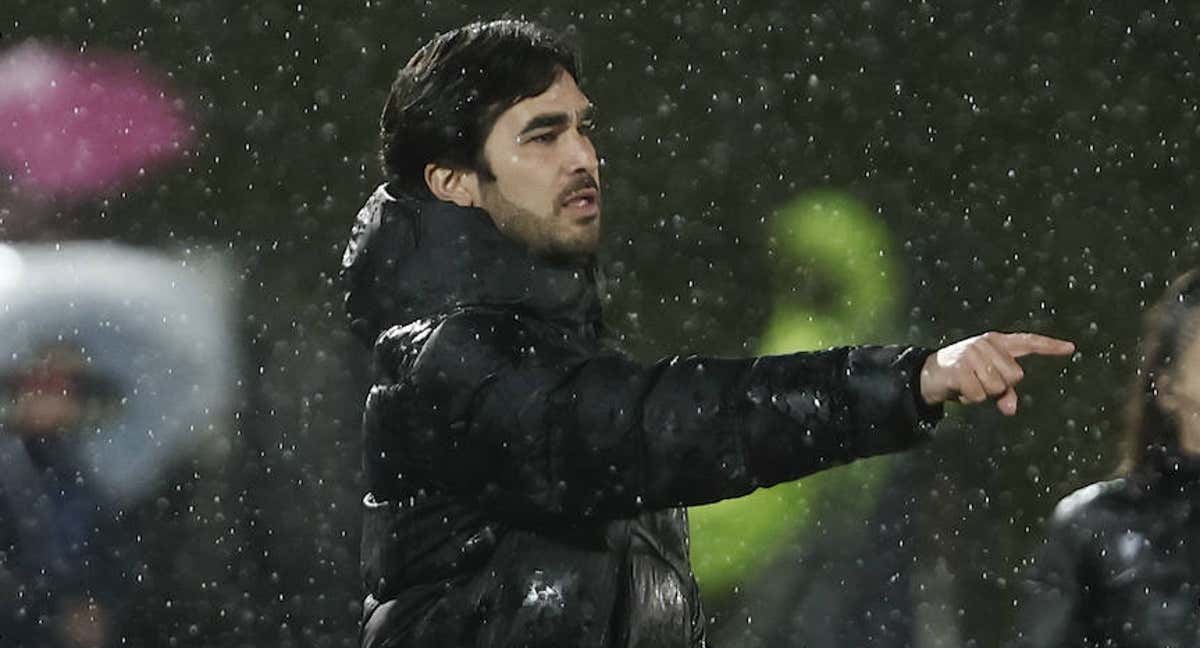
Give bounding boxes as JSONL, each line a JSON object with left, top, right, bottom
{"left": 480, "top": 182, "right": 600, "bottom": 265}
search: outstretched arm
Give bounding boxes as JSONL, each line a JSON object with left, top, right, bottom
{"left": 370, "top": 311, "right": 941, "bottom": 521}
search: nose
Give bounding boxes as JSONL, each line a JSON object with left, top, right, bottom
{"left": 565, "top": 129, "right": 599, "bottom": 177}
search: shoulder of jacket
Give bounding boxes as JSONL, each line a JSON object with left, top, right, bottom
{"left": 382, "top": 308, "right": 538, "bottom": 385}
{"left": 429, "top": 307, "right": 537, "bottom": 351}
{"left": 1049, "top": 478, "right": 1129, "bottom": 527}
{"left": 373, "top": 308, "right": 529, "bottom": 350}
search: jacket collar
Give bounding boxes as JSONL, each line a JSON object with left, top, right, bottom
{"left": 342, "top": 183, "right": 603, "bottom": 346}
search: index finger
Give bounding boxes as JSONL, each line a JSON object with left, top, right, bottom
{"left": 994, "top": 332, "right": 1076, "bottom": 358}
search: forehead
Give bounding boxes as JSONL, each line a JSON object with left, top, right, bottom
{"left": 494, "top": 71, "right": 591, "bottom": 129}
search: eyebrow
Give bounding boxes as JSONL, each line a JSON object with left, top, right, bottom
{"left": 517, "top": 105, "right": 597, "bottom": 137}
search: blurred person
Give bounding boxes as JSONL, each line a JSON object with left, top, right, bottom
{"left": 1013, "top": 269, "right": 1200, "bottom": 647}
{"left": 697, "top": 194, "right": 927, "bottom": 646}
{"left": 342, "top": 20, "right": 1075, "bottom": 648}
{"left": 0, "top": 242, "right": 235, "bottom": 648}
{"left": 0, "top": 343, "right": 128, "bottom": 648}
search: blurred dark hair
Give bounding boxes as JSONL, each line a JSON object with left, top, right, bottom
{"left": 1119, "top": 269, "right": 1200, "bottom": 478}
{"left": 380, "top": 20, "right": 579, "bottom": 197}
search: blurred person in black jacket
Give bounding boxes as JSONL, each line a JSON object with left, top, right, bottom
{"left": 342, "top": 19, "right": 1075, "bottom": 648}
{"left": 1014, "top": 269, "right": 1200, "bottom": 648}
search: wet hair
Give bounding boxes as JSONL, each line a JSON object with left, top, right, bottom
{"left": 379, "top": 20, "right": 579, "bottom": 197}
{"left": 1119, "top": 269, "right": 1200, "bottom": 478}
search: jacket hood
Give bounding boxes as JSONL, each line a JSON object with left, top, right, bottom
{"left": 341, "top": 183, "right": 602, "bottom": 347}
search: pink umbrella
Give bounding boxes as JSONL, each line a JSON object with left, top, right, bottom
{"left": 0, "top": 42, "right": 192, "bottom": 200}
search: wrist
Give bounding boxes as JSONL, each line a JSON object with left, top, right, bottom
{"left": 918, "top": 354, "right": 943, "bottom": 406}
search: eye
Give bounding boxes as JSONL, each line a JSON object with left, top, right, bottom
{"left": 526, "top": 131, "right": 557, "bottom": 144}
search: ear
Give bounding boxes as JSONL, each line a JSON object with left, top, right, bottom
{"left": 424, "top": 163, "right": 480, "bottom": 208}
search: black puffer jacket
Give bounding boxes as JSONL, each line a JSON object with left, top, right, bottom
{"left": 341, "top": 184, "right": 943, "bottom": 648}
{"left": 1014, "top": 471, "right": 1200, "bottom": 648}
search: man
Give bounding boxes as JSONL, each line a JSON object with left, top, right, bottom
{"left": 341, "top": 20, "right": 1074, "bottom": 648}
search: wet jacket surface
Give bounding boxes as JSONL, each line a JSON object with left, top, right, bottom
{"left": 1014, "top": 473, "right": 1200, "bottom": 648}
{"left": 341, "top": 184, "right": 943, "bottom": 648}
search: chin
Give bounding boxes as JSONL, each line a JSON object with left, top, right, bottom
{"left": 540, "top": 236, "right": 600, "bottom": 265}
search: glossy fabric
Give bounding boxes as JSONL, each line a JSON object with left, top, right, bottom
{"left": 342, "top": 184, "right": 941, "bottom": 647}
{"left": 1015, "top": 474, "right": 1200, "bottom": 647}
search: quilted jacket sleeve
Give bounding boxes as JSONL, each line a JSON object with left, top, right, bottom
{"left": 366, "top": 309, "right": 942, "bottom": 520}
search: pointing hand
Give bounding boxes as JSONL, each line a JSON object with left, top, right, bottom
{"left": 919, "top": 332, "right": 1075, "bottom": 416}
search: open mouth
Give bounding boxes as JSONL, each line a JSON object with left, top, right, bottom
{"left": 561, "top": 188, "right": 599, "bottom": 210}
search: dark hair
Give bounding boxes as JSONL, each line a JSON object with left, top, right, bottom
{"left": 379, "top": 20, "right": 579, "bottom": 197}
{"left": 1119, "top": 269, "right": 1200, "bottom": 478}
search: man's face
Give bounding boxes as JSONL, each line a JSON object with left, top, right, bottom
{"left": 475, "top": 70, "right": 601, "bottom": 260}
{"left": 9, "top": 349, "right": 84, "bottom": 436}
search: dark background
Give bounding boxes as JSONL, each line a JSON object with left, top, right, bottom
{"left": 3, "top": 1, "right": 1198, "bottom": 646}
